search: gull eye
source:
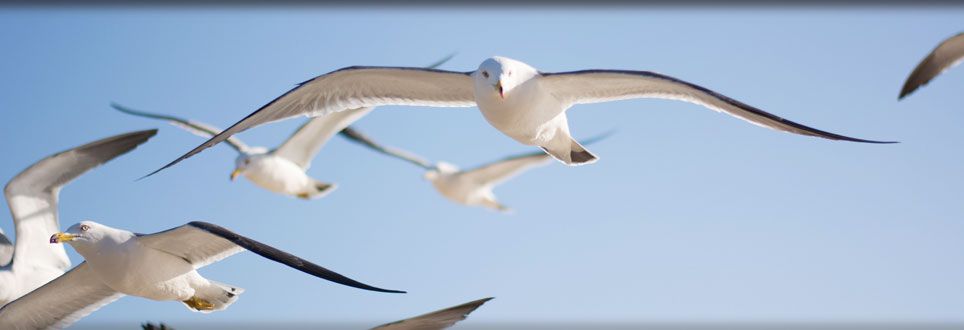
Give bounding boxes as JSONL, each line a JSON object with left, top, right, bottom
{"left": 244, "top": 159, "right": 250, "bottom": 165}
{"left": 482, "top": 71, "right": 489, "bottom": 79}
{"left": 80, "top": 224, "right": 90, "bottom": 232}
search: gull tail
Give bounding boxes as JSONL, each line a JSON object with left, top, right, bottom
{"left": 183, "top": 280, "right": 244, "bottom": 313}
{"left": 297, "top": 180, "right": 337, "bottom": 200}
{"left": 541, "top": 134, "right": 598, "bottom": 166}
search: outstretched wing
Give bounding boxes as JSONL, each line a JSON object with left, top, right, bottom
{"left": 137, "top": 221, "right": 405, "bottom": 294}
{"left": 112, "top": 103, "right": 251, "bottom": 153}
{"left": 371, "top": 297, "right": 493, "bottom": 330}
{"left": 147, "top": 66, "right": 476, "bottom": 177}
{"left": 273, "top": 108, "right": 374, "bottom": 169}
{"left": 899, "top": 33, "right": 964, "bottom": 99}
{"left": 539, "top": 70, "right": 894, "bottom": 143}
{"left": 0, "top": 263, "right": 123, "bottom": 330}
{"left": 3, "top": 130, "right": 156, "bottom": 272}
{"left": 339, "top": 127, "right": 435, "bottom": 170}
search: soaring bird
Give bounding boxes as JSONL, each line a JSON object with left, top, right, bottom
{"left": 146, "top": 56, "right": 893, "bottom": 176}
{"left": 370, "top": 297, "right": 493, "bottom": 330}
{"left": 0, "top": 220, "right": 404, "bottom": 329}
{"left": 899, "top": 32, "right": 964, "bottom": 100}
{"left": 114, "top": 103, "right": 365, "bottom": 199}
{"left": 0, "top": 130, "right": 156, "bottom": 306}
{"left": 341, "top": 127, "right": 611, "bottom": 212}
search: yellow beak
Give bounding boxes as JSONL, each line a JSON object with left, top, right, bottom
{"left": 230, "top": 169, "right": 241, "bottom": 181}
{"left": 50, "top": 232, "right": 77, "bottom": 244}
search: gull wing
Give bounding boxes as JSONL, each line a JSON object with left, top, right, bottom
{"left": 371, "top": 297, "right": 493, "bottom": 330}
{"left": 0, "top": 263, "right": 123, "bottom": 330}
{"left": 3, "top": 130, "right": 156, "bottom": 271}
{"left": 339, "top": 127, "right": 435, "bottom": 170}
{"left": 899, "top": 33, "right": 964, "bottom": 99}
{"left": 273, "top": 107, "right": 374, "bottom": 170}
{"left": 148, "top": 66, "right": 476, "bottom": 177}
{"left": 137, "top": 221, "right": 405, "bottom": 294}
{"left": 539, "top": 70, "right": 894, "bottom": 143}
{"left": 112, "top": 103, "right": 251, "bottom": 153}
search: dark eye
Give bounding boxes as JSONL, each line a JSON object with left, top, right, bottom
{"left": 80, "top": 225, "right": 90, "bottom": 232}
{"left": 244, "top": 159, "right": 250, "bottom": 165}
{"left": 482, "top": 71, "right": 489, "bottom": 78}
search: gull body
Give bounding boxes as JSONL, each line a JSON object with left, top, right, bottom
{"left": 0, "top": 130, "right": 155, "bottom": 306}
{"left": 149, "top": 56, "right": 894, "bottom": 175}
{"left": 0, "top": 220, "right": 403, "bottom": 329}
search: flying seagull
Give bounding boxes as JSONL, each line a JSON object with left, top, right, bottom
{"left": 0, "top": 130, "right": 156, "bottom": 306}
{"left": 340, "top": 127, "right": 612, "bottom": 212}
{"left": 0, "top": 221, "right": 404, "bottom": 329}
{"left": 370, "top": 297, "right": 493, "bottom": 330}
{"left": 145, "top": 56, "right": 894, "bottom": 176}
{"left": 899, "top": 32, "right": 964, "bottom": 100}
{"left": 113, "top": 103, "right": 368, "bottom": 199}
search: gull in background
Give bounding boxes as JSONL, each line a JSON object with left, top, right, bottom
{"left": 147, "top": 56, "right": 894, "bottom": 176}
{"left": 899, "top": 32, "right": 964, "bottom": 100}
{"left": 0, "top": 130, "right": 156, "bottom": 306}
{"left": 0, "top": 220, "right": 404, "bottom": 329}
{"left": 113, "top": 103, "right": 365, "bottom": 199}
{"left": 340, "top": 127, "right": 612, "bottom": 212}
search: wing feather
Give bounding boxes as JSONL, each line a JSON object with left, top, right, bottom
{"left": 461, "top": 131, "right": 614, "bottom": 186}
{"left": 148, "top": 66, "right": 476, "bottom": 177}
{"left": 4, "top": 130, "right": 156, "bottom": 272}
{"left": 137, "top": 222, "right": 405, "bottom": 294}
{"left": 900, "top": 33, "right": 964, "bottom": 99}
{"left": 339, "top": 127, "right": 434, "bottom": 170}
{"left": 273, "top": 108, "right": 374, "bottom": 169}
{"left": 112, "top": 103, "right": 251, "bottom": 153}
{"left": 0, "top": 263, "right": 122, "bottom": 330}
{"left": 539, "top": 70, "right": 894, "bottom": 143}
{"left": 371, "top": 297, "right": 493, "bottom": 330}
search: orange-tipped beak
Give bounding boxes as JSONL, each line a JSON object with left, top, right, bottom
{"left": 230, "top": 169, "right": 241, "bottom": 181}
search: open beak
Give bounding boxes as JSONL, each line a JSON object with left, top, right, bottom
{"left": 50, "top": 232, "right": 77, "bottom": 244}
{"left": 495, "top": 81, "right": 504, "bottom": 99}
{"left": 230, "top": 169, "right": 241, "bottom": 181}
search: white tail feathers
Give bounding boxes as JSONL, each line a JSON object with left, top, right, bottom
{"left": 541, "top": 135, "right": 598, "bottom": 166}
{"left": 183, "top": 281, "right": 245, "bottom": 313}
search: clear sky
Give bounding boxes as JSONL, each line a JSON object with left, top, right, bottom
{"left": 1, "top": 6, "right": 964, "bottom": 328}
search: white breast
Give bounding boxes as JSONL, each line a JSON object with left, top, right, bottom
{"left": 243, "top": 156, "right": 312, "bottom": 195}
{"left": 474, "top": 78, "right": 568, "bottom": 145}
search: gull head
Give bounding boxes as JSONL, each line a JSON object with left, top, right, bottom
{"left": 231, "top": 148, "right": 268, "bottom": 181}
{"left": 475, "top": 56, "right": 536, "bottom": 100}
{"left": 424, "top": 161, "right": 460, "bottom": 181}
{"left": 50, "top": 221, "right": 105, "bottom": 246}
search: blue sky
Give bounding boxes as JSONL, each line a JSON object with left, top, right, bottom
{"left": 2, "top": 6, "right": 964, "bottom": 327}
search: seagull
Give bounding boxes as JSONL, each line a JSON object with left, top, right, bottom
{"left": 0, "top": 221, "right": 404, "bottom": 329}
{"left": 146, "top": 56, "right": 895, "bottom": 176}
{"left": 113, "top": 103, "right": 368, "bottom": 199}
{"left": 0, "top": 130, "right": 156, "bottom": 307}
{"left": 370, "top": 297, "right": 493, "bottom": 330}
{"left": 340, "top": 127, "right": 612, "bottom": 212}
{"left": 899, "top": 32, "right": 964, "bottom": 100}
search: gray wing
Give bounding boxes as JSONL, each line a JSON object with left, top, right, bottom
{"left": 899, "top": 33, "right": 964, "bottom": 99}
{"left": 3, "top": 130, "right": 156, "bottom": 271}
{"left": 539, "top": 70, "right": 895, "bottom": 144}
{"left": 0, "top": 229, "right": 11, "bottom": 267}
{"left": 461, "top": 131, "right": 614, "bottom": 187}
{"left": 371, "top": 297, "right": 493, "bottom": 330}
{"left": 273, "top": 107, "right": 374, "bottom": 170}
{"left": 0, "top": 263, "right": 123, "bottom": 330}
{"left": 339, "top": 127, "right": 434, "bottom": 170}
{"left": 112, "top": 103, "right": 251, "bottom": 153}
{"left": 146, "top": 66, "right": 476, "bottom": 177}
{"left": 136, "top": 221, "right": 405, "bottom": 294}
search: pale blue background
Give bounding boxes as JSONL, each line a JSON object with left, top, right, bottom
{"left": 1, "top": 7, "right": 963, "bottom": 327}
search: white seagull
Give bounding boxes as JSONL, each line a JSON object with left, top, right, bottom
{"left": 114, "top": 103, "right": 367, "bottom": 199}
{"left": 146, "top": 56, "right": 894, "bottom": 176}
{"left": 0, "top": 220, "right": 404, "bottom": 329}
{"left": 340, "top": 127, "right": 612, "bottom": 212}
{"left": 370, "top": 297, "right": 493, "bottom": 330}
{"left": 900, "top": 32, "right": 964, "bottom": 100}
{"left": 0, "top": 130, "right": 156, "bottom": 307}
